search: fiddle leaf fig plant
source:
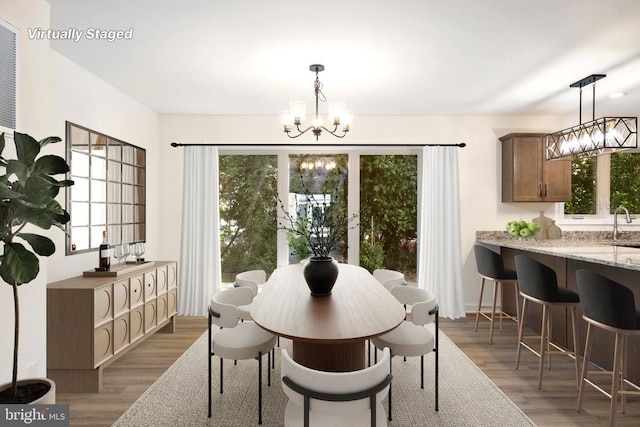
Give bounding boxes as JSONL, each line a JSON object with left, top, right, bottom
{"left": 0, "top": 131, "right": 73, "bottom": 402}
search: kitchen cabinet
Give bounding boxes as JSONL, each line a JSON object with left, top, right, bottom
{"left": 500, "top": 133, "right": 571, "bottom": 202}
{"left": 47, "top": 261, "right": 178, "bottom": 392}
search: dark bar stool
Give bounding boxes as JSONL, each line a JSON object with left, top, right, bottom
{"left": 473, "top": 244, "right": 519, "bottom": 344}
{"left": 575, "top": 269, "right": 640, "bottom": 426}
{"left": 514, "top": 255, "right": 580, "bottom": 389}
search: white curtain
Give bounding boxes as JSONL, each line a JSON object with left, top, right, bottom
{"left": 178, "top": 146, "right": 222, "bottom": 316}
{"left": 418, "top": 146, "right": 465, "bottom": 319}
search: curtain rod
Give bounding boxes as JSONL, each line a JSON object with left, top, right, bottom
{"left": 170, "top": 142, "right": 466, "bottom": 148}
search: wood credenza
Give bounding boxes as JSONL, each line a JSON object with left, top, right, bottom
{"left": 47, "top": 261, "right": 178, "bottom": 392}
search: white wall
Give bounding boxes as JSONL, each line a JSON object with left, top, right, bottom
{"left": 47, "top": 50, "right": 159, "bottom": 282}
{"left": 0, "top": 0, "right": 159, "bottom": 384}
{"left": 157, "top": 113, "right": 574, "bottom": 315}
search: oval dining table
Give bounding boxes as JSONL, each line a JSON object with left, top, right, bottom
{"left": 251, "top": 262, "right": 406, "bottom": 372}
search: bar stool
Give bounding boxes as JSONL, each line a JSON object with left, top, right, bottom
{"left": 514, "top": 255, "right": 580, "bottom": 390}
{"left": 473, "top": 244, "right": 520, "bottom": 344}
{"left": 575, "top": 269, "right": 640, "bottom": 426}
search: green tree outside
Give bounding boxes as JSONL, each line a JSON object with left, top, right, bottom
{"left": 219, "top": 155, "right": 278, "bottom": 280}
{"left": 360, "top": 155, "right": 417, "bottom": 275}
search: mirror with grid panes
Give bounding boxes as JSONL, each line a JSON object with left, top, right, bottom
{"left": 65, "top": 121, "right": 146, "bottom": 255}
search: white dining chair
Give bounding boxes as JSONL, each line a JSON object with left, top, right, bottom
{"left": 234, "top": 269, "right": 267, "bottom": 321}
{"left": 372, "top": 269, "right": 405, "bottom": 291}
{"left": 371, "top": 286, "right": 439, "bottom": 421}
{"left": 208, "top": 286, "right": 277, "bottom": 425}
{"left": 281, "top": 347, "right": 392, "bottom": 426}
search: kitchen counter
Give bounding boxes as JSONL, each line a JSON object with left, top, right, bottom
{"left": 475, "top": 231, "right": 640, "bottom": 384}
{"left": 476, "top": 231, "right": 640, "bottom": 272}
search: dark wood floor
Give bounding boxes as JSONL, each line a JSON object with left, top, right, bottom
{"left": 57, "top": 315, "right": 640, "bottom": 426}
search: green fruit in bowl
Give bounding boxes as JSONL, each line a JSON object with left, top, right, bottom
{"left": 527, "top": 222, "right": 540, "bottom": 233}
{"left": 518, "top": 220, "right": 528, "bottom": 228}
{"left": 519, "top": 228, "right": 532, "bottom": 238}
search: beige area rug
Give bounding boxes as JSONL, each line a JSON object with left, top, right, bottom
{"left": 113, "top": 326, "right": 535, "bottom": 426}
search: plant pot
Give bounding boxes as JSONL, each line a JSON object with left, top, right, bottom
{"left": 0, "top": 378, "right": 56, "bottom": 404}
{"left": 303, "top": 257, "right": 339, "bottom": 296}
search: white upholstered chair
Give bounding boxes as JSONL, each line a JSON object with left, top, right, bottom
{"left": 371, "top": 286, "right": 439, "bottom": 421}
{"left": 372, "top": 269, "right": 405, "bottom": 291}
{"left": 281, "top": 347, "right": 392, "bottom": 427}
{"left": 234, "top": 269, "right": 267, "bottom": 321}
{"left": 208, "top": 286, "right": 277, "bottom": 425}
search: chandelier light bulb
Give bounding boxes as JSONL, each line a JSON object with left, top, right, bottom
{"left": 289, "top": 101, "right": 306, "bottom": 124}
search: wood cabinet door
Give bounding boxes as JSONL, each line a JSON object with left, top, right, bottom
{"left": 511, "top": 136, "right": 543, "bottom": 202}
{"left": 157, "top": 293, "right": 169, "bottom": 323}
{"left": 113, "top": 279, "right": 129, "bottom": 316}
{"left": 94, "top": 322, "right": 114, "bottom": 367}
{"left": 168, "top": 262, "right": 177, "bottom": 290}
{"left": 144, "top": 270, "right": 157, "bottom": 301}
{"left": 156, "top": 265, "right": 168, "bottom": 295}
{"left": 130, "top": 274, "right": 144, "bottom": 308}
{"left": 130, "top": 306, "right": 145, "bottom": 343}
{"left": 542, "top": 157, "right": 571, "bottom": 201}
{"left": 168, "top": 289, "right": 178, "bottom": 316}
{"left": 114, "top": 313, "right": 130, "bottom": 354}
{"left": 144, "top": 300, "right": 157, "bottom": 332}
{"left": 94, "top": 285, "right": 113, "bottom": 326}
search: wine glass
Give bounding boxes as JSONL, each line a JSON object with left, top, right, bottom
{"left": 113, "top": 244, "right": 125, "bottom": 266}
{"left": 120, "top": 242, "right": 130, "bottom": 264}
{"left": 132, "top": 242, "right": 145, "bottom": 264}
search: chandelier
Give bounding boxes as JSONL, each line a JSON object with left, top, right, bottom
{"left": 281, "top": 64, "right": 351, "bottom": 140}
{"left": 545, "top": 74, "right": 637, "bottom": 160}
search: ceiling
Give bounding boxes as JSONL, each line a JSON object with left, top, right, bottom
{"left": 48, "top": 0, "right": 640, "bottom": 117}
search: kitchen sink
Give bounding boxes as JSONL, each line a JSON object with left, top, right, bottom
{"left": 611, "top": 241, "right": 640, "bottom": 248}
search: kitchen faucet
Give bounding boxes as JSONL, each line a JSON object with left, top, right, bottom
{"left": 613, "top": 206, "right": 632, "bottom": 240}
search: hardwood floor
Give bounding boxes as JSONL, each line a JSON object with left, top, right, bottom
{"left": 57, "top": 315, "right": 640, "bottom": 426}
{"left": 56, "top": 316, "right": 208, "bottom": 426}
{"left": 440, "top": 315, "right": 640, "bottom": 427}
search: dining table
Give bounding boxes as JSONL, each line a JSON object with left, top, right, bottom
{"left": 250, "top": 262, "right": 406, "bottom": 372}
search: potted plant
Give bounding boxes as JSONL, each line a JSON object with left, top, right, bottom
{"left": 278, "top": 167, "right": 358, "bottom": 296}
{"left": 0, "top": 131, "right": 73, "bottom": 404}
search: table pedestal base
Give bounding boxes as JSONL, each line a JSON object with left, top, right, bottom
{"left": 293, "top": 340, "right": 365, "bottom": 372}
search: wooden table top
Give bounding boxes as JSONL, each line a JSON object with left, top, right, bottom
{"left": 251, "top": 263, "right": 405, "bottom": 343}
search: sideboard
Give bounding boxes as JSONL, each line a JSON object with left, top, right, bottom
{"left": 47, "top": 261, "right": 178, "bottom": 392}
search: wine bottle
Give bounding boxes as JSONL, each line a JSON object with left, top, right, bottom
{"left": 99, "top": 230, "right": 110, "bottom": 271}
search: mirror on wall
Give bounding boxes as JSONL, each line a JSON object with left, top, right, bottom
{"left": 65, "top": 121, "right": 146, "bottom": 255}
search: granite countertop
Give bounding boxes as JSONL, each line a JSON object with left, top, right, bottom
{"left": 476, "top": 230, "right": 640, "bottom": 272}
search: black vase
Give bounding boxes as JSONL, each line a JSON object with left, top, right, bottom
{"left": 303, "top": 257, "right": 339, "bottom": 296}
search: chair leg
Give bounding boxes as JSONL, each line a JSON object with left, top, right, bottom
{"left": 267, "top": 350, "right": 271, "bottom": 387}
{"left": 435, "top": 312, "right": 439, "bottom": 412}
{"left": 577, "top": 322, "right": 594, "bottom": 412}
{"left": 368, "top": 340, "right": 371, "bottom": 367}
{"left": 208, "top": 315, "right": 212, "bottom": 418}
{"left": 570, "top": 306, "right": 580, "bottom": 390}
{"left": 420, "top": 355, "right": 424, "bottom": 389}
{"left": 538, "top": 305, "right": 548, "bottom": 390}
{"left": 388, "top": 354, "right": 393, "bottom": 421}
{"left": 220, "top": 358, "right": 224, "bottom": 394}
{"left": 610, "top": 333, "right": 623, "bottom": 427}
{"left": 621, "top": 334, "right": 628, "bottom": 414}
{"left": 515, "top": 298, "right": 528, "bottom": 370}
{"left": 490, "top": 280, "right": 499, "bottom": 344}
{"left": 514, "top": 282, "right": 521, "bottom": 327}
{"left": 258, "top": 352, "right": 263, "bottom": 425}
{"left": 474, "top": 277, "right": 486, "bottom": 332}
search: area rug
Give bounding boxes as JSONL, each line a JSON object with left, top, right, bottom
{"left": 112, "top": 326, "right": 535, "bottom": 426}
